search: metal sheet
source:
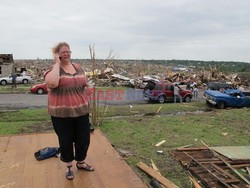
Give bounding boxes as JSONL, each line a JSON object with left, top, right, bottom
{"left": 211, "top": 146, "right": 250, "bottom": 160}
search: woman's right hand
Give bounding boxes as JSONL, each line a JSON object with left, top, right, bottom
{"left": 54, "top": 53, "right": 61, "bottom": 64}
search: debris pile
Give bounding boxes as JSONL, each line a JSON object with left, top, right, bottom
{"left": 170, "top": 146, "right": 250, "bottom": 188}
{"left": 13, "top": 60, "right": 250, "bottom": 88}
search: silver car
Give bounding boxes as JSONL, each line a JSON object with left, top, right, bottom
{"left": 0, "top": 73, "right": 32, "bottom": 85}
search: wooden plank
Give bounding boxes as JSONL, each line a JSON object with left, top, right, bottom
{"left": 231, "top": 185, "right": 240, "bottom": 188}
{"left": 189, "top": 176, "right": 202, "bottom": 188}
{"left": 203, "top": 162, "right": 250, "bottom": 167}
{"left": 246, "top": 167, "right": 250, "bottom": 175}
{"left": 176, "top": 147, "right": 207, "bottom": 151}
{"left": 210, "top": 163, "right": 240, "bottom": 184}
{"left": 0, "top": 131, "right": 147, "bottom": 188}
{"left": 156, "top": 106, "right": 162, "bottom": 113}
{"left": 176, "top": 144, "right": 194, "bottom": 149}
{"left": 155, "top": 140, "right": 166, "bottom": 147}
{"left": 137, "top": 162, "right": 179, "bottom": 188}
{"left": 223, "top": 160, "right": 250, "bottom": 185}
{"left": 150, "top": 159, "right": 166, "bottom": 188}
{"left": 196, "top": 158, "right": 221, "bottom": 162}
{"left": 231, "top": 164, "right": 250, "bottom": 168}
{"left": 211, "top": 146, "right": 250, "bottom": 160}
{"left": 184, "top": 152, "right": 232, "bottom": 188}
{"left": 150, "top": 159, "right": 161, "bottom": 175}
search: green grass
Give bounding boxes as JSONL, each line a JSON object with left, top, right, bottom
{"left": 0, "top": 108, "right": 49, "bottom": 122}
{"left": 0, "top": 108, "right": 51, "bottom": 135}
{"left": 0, "top": 102, "right": 250, "bottom": 187}
{"left": 100, "top": 106, "right": 250, "bottom": 187}
{"left": 0, "top": 84, "right": 32, "bottom": 93}
{"left": 101, "top": 101, "right": 207, "bottom": 117}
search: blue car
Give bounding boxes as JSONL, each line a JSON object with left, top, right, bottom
{"left": 204, "top": 89, "right": 250, "bottom": 109}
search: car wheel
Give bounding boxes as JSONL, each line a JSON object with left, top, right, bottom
{"left": 158, "top": 95, "right": 165, "bottom": 104}
{"left": 22, "top": 79, "right": 28, "bottom": 84}
{"left": 37, "top": 88, "right": 44, "bottom": 94}
{"left": 217, "top": 101, "right": 225, "bottom": 109}
{"left": 1, "top": 80, "right": 7, "bottom": 85}
{"left": 184, "top": 95, "right": 192, "bottom": 102}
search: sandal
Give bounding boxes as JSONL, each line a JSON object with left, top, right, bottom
{"left": 76, "top": 161, "right": 94, "bottom": 171}
{"left": 65, "top": 165, "right": 74, "bottom": 180}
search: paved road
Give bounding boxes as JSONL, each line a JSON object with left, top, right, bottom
{"left": 0, "top": 90, "right": 149, "bottom": 110}
{"left": 0, "top": 93, "right": 48, "bottom": 110}
{"left": 0, "top": 88, "right": 205, "bottom": 110}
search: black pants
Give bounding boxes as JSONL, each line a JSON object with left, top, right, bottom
{"left": 51, "top": 114, "right": 90, "bottom": 163}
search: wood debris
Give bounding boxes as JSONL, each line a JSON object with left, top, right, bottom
{"left": 10, "top": 59, "right": 250, "bottom": 88}
{"left": 137, "top": 162, "right": 179, "bottom": 188}
{"left": 170, "top": 147, "right": 250, "bottom": 188}
{"left": 189, "top": 176, "right": 202, "bottom": 188}
{"left": 155, "top": 140, "right": 166, "bottom": 147}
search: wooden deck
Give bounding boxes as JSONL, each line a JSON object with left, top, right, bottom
{"left": 0, "top": 130, "right": 147, "bottom": 188}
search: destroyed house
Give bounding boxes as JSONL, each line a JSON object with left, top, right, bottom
{"left": 0, "top": 54, "right": 14, "bottom": 77}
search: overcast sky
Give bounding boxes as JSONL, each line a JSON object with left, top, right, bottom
{"left": 1, "top": 0, "right": 250, "bottom": 62}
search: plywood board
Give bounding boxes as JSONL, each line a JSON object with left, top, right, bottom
{"left": 211, "top": 146, "right": 250, "bottom": 160}
{"left": 0, "top": 130, "right": 146, "bottom": 188}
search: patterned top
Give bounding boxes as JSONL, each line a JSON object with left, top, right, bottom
{"left": 44, "top": 63, "right": 89, "bottom": 117}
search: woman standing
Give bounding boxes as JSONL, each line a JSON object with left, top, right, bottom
{"left": 44, "top": 42, "right": 94, "bottom": 180}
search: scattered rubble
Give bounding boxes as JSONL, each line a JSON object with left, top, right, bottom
{"left": 170, "top": 146, "right": 250, "bottom": 187}
{"left": 12, "top": 59, "right": 250, "bottom": 89}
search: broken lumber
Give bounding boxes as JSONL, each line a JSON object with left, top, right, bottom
{"left": 155, "top": 140, "right": 166, "bottom": 147}
{"left": 156, "top": 106, "right": 162, "bottom": 114}
{"left": 137, "top": 162, "right": 179, "bottom": 188}
{"left": 201, "top": 140, "right": 250, "bottom": 185}
{"left": 189, "top": 176, "right": 202, "bottom": 188}
{"left": 150, "top": 159, "right": 166, "bottom": 188}
{"left": 247, "top": 167, "right": 250, "bottom": 175}
{"left": 176, "top": 144, "right": 194, "bottom": 150}
{"left": 184, "top": 152, "right": 232, "bottom": 188}
{"left": 176, "top": 147, "right": 207, "bottom": 151}
{"left": 150, "top": 159, "right": 161, "bottom": 175}
{"left": 210, "top": 163, "right": 240, "bottom": 184}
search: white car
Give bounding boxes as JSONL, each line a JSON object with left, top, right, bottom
{"left": 0, "top": 74, "right": 32, "bottom": 85}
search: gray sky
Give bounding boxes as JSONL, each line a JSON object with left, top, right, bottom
{"left": 1, "top": 0, "right": 250, "bottom": 62}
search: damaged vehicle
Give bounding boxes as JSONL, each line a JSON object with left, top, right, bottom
{"left": 204, "top": 89, "right": 250, "bottom": 109}
{"left": 206, "top": 82, "right": 234, "bottom": 91}
{"left": 140, "top": 75, "right": 159, "bottom": 89}
{"left": 143, "top": 81, "right": 193, "bottom": 103}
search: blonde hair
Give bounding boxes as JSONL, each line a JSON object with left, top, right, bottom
{"left": 52, "top": 42, "right": 70, "bottom": 54}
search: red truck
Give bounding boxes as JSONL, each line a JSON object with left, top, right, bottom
{"left": 143, "top": 81, "right": 193, "bottom": 103}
